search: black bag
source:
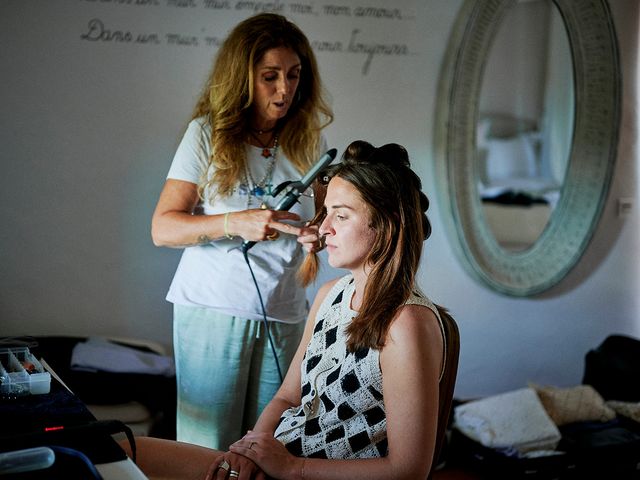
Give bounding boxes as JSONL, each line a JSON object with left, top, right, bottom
{"left": 448, "top": 429, "right": 576, "bottom": 479}
{"left": 450, "top": 423, "right": 640, "bottom": 479}
{"left": 559, "top": 419, "right": 640, "bottom": 479}
{"left": 582, "top": 335, "right": 640, "bottom": 402}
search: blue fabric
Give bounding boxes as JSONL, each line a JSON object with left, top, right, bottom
{"left": 173, "top": 304, "right": 303, "bottom": 450}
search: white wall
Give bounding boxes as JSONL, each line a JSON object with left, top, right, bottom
{"left": 1, "top": 0, "right": 637, "bottom": 399}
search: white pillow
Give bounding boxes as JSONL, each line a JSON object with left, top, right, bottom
{"left": 485, "top": 133, "right": 537, "bottom": 181}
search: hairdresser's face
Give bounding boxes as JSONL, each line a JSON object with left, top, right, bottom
{"left": 319, "top": 177, "right": 376, "bottom": 273}
{"left": 251, "top": 46, "right": 301, "bottom": 130}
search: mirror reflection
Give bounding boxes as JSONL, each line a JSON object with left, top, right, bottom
{"left": 477, "top": 0, "right": 574, "bottom": 251}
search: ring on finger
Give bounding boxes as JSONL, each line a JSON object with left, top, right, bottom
{"left": 229, "top": 470, "right": 239, "bottom": 478}
{"left": 218, "top": 459, "right": 230, "bottom": 471}
{"left": 266, "top": 231, "right": 279, "bottom": 241}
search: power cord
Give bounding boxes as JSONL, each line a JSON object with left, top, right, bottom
{"left": 242, "top": 249, "right": 284, "bottom": 383}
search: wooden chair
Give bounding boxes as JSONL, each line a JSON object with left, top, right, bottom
{"left": 429, "top": 305, "right": 461, "bottom": 478}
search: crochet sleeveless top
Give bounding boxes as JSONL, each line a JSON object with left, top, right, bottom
{"left": 273, "top": 275, "right": 443, "bottom": 459}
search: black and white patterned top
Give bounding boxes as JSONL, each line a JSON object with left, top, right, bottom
{"left": 274, "top": 274, "right": 442, "bottom": 459}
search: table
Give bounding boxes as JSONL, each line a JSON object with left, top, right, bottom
{"left": 0, "top": 359, "right": 147, "bottom": 479}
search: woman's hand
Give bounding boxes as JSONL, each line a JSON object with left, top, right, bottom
{"left": 229, "top": 431, "right": 303, "bottom": 480}
{"left": 205, "top": 451, "right": 266, "bottom": 480}
{"left": 297, "top": 223, "right": 325, "bottom": 253}
{"left": 227, "top": 208, "right": 302, "bottom": 242}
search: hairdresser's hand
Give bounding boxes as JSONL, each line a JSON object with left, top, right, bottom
{"left": 297, "top": 224, "right": 324, "bottom": 253}
{"left": 205, "top": 451, "right": 265, "bottom": 480}
{"left": 226, "top": 209, "right": 300, "bottom": 242}
{"left": 230, "top": 431, "right": 303, "bottom": 480}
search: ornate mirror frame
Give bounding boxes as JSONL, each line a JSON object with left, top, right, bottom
{"left": 433, "top": 0, "right": 621, "bottom": 296}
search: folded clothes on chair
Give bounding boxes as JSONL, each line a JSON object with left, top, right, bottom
{"left": 454, "top": 387, "right": 561, "bottom": 453}
{"left": 71, "top": 337, "right": 175, "bottom": 376}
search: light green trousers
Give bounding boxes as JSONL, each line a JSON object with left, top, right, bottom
{"left": 173, "top": 304, "right": 304, "bottom": 450}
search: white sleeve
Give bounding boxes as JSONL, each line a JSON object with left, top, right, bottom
{"left": 319, "top": 134, "right": 329, "bottom": 157}
{"left": 166, "top": 119, "right": 211, "bottom": 184}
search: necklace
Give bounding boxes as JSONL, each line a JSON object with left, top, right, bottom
{"left": 249, "top": 130, "right": 278, "bottom": 158}
{"left": 249, "top": 125, "right": 276, "bottom": 135}
{"left": 244, "top": 135, "right": 278, "bottom": 207}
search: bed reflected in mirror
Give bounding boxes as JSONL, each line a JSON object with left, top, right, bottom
{"left": 476, "top": 0, "right": 574, "bottom": 251}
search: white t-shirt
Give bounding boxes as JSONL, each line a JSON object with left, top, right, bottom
{"left": 165, "top": 117, "right": 326, "bottom": 324}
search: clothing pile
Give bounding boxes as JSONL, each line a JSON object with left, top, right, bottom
{"left": 449, "top": 335, "right": 640, "bottom": 479}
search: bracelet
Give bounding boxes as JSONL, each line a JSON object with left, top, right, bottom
{"left": 223, "top": 212, "right": 234, "bottom": 239}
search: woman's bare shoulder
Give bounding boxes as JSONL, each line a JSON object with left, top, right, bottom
{"left": 388, "top": 304, "right": 443, "bottom": 350}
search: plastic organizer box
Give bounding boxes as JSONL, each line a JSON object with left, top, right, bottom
{"left": 0, "top": 347, "right": 51, "bottom": 397}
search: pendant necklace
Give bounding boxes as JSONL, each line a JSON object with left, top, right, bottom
{"left": 244, "top": 132, "right": 278, "bottom": 208}
{"left": 249, "top": 130, "right": 278, "bottom": 159}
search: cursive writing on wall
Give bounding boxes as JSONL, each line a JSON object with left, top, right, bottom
{"left": 77, "top": 0, "right": 417, "bottom": 75}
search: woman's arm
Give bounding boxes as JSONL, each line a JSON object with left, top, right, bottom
{"left": 151, "top": 179, "right": 220, "bottom": 247}
{"left": 376, "top": 304, "right": 443, "bottom": 478}
{"left": 119, "top": 437, "right": 223, "bottom": 480}
{"left": 231, "top": 304, "right": 444, "bottom": 480}
{"left": 150, "top": 179, "right": 303, "bottom": 247}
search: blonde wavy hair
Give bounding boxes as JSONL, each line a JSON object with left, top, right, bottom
{"left": 191, "top": 13, "right": 334, "bottom": 201}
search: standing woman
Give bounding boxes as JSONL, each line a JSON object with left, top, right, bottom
{"left": 151, "top": 13, "right": 333, "bottom": 450}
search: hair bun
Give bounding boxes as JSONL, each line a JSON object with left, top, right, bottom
{"left": 423, "top": 213, "right": 432, "bottom": 240}
{"left": 419, "top": 191, "right": 431, "bottom": 240}
{"left": 370, "top": 143, "right": 410, "bottom": 167}
{"left": 419, "top": 191, "right": 430, "bottom": 213}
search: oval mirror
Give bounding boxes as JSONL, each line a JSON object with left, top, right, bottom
{"left": 433, "top": 0, "right": 620, "bottom": 296}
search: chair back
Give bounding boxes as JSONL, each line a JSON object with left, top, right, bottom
{"left": 429, "top": 305, "right": 460, "bottom": 478}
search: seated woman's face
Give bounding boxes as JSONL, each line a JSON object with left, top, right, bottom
{"left": 319, "top": 176, "right": 376, "bottom": 272}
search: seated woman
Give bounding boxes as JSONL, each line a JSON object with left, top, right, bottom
{"left": 123, "top": 140, "right": 446, "bottom": 480}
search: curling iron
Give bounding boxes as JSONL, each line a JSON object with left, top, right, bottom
{"left": 241, "top": 148, "right": 337, "bottom": 253}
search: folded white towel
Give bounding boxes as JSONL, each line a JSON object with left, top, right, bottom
{"left": 454, "top": 387, "right": 561, "bottom": 453}
{"left": 71, "top": 337, "right": 175, "bottom": 376}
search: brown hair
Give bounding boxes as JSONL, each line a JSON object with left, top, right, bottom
{"left": 302, "top": 141, "right": 432, "bottom": 351}
{"left": 191, "top": 13, "right": 333, "bottom": 200}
